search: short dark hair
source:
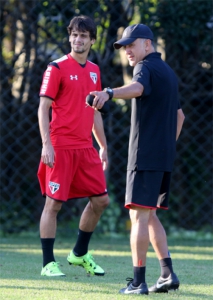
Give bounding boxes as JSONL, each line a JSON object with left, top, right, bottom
{"left": 67, "top": 15, "right": 97, "bottom": 40}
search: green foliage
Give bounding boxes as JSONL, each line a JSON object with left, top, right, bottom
{"left": 96, "top": 186, "right": 122, "bottom": 235}
{"left": 132, "top": 0, "right": 158, "bottom": 25}
{"left": 156, "top": 0, "right": 213, "bottom": 61}
{"left": 0, "top": 202, "right": 29, "bottom": 234}
{"left": 0, "top": 178, "right": 38, "bottom": 235}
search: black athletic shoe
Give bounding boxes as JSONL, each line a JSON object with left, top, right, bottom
{"left": 119, "top": 278, "right": 149, "bottom": 295}
{"left": 149, "top": 273, "right": 180, "bottom": 293}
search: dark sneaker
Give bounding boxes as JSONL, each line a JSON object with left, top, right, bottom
{"left": 119, "top": 278, "right": 149, "bottom": 295}
{"left": 149, "top": 273, "right": 180, "bottom": 293}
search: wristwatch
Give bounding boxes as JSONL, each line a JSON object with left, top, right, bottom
{"left": 104, "top": 87, "right": 114, "bottom": 100}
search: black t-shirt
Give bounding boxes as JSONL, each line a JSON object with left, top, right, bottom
{"left": 127, "top": 52, "right": 180, "bottom": 172}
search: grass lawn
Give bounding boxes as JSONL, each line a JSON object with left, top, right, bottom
{"left": 0, "top": 235, "right": 212, "bottom": 299}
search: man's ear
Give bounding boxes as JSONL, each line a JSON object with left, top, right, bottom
{"left": 91, "top": 39, "right": 95, "bottom": 45}
{"left": 146, "top": 39, "right": 151, "bottom": 49}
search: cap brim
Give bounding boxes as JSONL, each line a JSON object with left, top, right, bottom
{"left": 113, "top": 37, "right": 137, "bottom": 49}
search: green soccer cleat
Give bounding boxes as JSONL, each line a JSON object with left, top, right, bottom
{"left": 67, "top": 250, "right": 105, "bottom": 276}
{"left": 41, "top": 261, "right": 66, "bottom": 277}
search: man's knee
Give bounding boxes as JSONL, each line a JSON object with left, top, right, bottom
{"left": 90, "top": 194, "right": 109, "bottom": 211}
{"left": 44, "top": 196, "right": 63, "bottom": 213}
{"left": 129, "top": 207, "right": 151, "bottom": 223}
{"left": 97, "top": 194, "right": 110, "bottom": 209}
{"left": 149, "top": 209, "right": 158, "bottom": 223}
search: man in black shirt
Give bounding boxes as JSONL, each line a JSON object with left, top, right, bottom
{"left": 90, "top": 24, "right": 185, "bottom": 295}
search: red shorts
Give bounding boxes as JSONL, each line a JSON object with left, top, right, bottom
{"left": 37, "top": 147, "right": 107, "bottom": 201}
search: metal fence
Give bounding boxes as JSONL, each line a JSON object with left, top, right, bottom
{"left": 0, "top": 0, "right": 212, "bottom": 235}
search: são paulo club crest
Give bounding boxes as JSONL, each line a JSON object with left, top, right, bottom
{"left": 90, "top": 72, "right": 97, "bottom": 84}
{"left": 49, "top": 181, "right": 60, "bottom": 194}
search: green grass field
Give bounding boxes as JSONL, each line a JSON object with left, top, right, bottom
{"left": 0, "top": 235, "right": 212, "bottom": 300}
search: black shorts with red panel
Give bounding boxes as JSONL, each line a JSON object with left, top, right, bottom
{"left": 125, "top": 170, "right": 171, "bottom": 210}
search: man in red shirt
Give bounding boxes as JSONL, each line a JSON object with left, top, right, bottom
{"left": 37, "top": 15, "right": 109, "bottom": 277}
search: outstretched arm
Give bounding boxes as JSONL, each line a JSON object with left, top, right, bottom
{"left": 92, "top": 110, "right": 108, "bottom": 171}
{"left": 90, "top": 82, "right": 144, "bottom": 109}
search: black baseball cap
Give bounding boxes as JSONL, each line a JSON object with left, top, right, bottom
{"left": 114, "top": 24, "right": 154, "bottom": 49}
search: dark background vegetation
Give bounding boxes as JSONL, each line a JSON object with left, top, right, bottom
{"left": 0, "top": 0, "right": 212, "bottom": 235}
